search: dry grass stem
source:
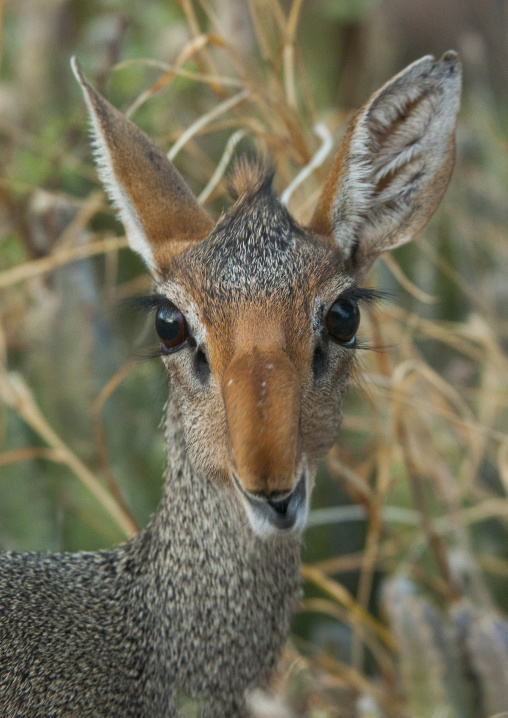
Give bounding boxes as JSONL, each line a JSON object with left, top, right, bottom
{"left": 93, "top": 360, "right": 141, "bottom": 532}
{"left": 0, "top": 371, "right": 137, "bottom": 538}
{"left": 0, "top": 235, "right": 128, "bottom": 289}
{"left": 380, "top": 253, "right": 437, "bottom": 304}
{"left": 168, "top": 89, "right": 250, "bottom": 161}
{"left": 198, "top": 129, "right": 249, "bottom": 204}
{"left": 301, "top": 564, "right": 396, "bottom": 651}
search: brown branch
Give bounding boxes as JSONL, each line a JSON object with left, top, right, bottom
{"left": 397, "top": 421, "right": 460, "bottom": 602}
{"left": 93, "top": 361, "right": 141, "bottom": 532}
{"left": 0, "top": 370, "right": 137, "bottom": 538}
{"left": 0, "top": 235, "right": 128, "bottom": 289}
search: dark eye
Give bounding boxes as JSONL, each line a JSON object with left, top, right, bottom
{"left": 326, "top": 297, "right": 360, "bottom": 345}
{"left": 155, "top": 304, "right": 188, "bottom": 353}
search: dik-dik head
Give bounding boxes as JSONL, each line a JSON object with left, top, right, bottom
{"left": 72, "top": 53, "right": 461, "bottom": 538}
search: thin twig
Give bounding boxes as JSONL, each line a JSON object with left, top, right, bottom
{"left": 0, "top": 235, "right": 128, "bottom": 289}
{"left": 93, "top": 361, "right": 141, "bottom": 532}
{"left": 282, "top": 0, "right": 304, "bottom": 107}
{"left": 397, "top": 421, "right": 460, "bottom": 602}
{"left": 352, "top": 446, "right": 391, "bottom": 672}
{"left": 301, "top": 563, "right": 397, "bottom": 650}
{"left": 178, "top": 0, "right": 226, "bottom": 100}
{"left": 280, "top": 122, "right": 333, "bottom": 207}
{"left": 198, "top": 129, "right": 248, "bottom": 204}
{"left": 381, "top": 253, "right": 437, "bottom": 304}
{"left": 0, "top": 447, "right": 65, "bottom": 469}
{"left": 168, "top": 90, "right": 250, "bottom": 161}
{"left": 299, "top": 597, "right": 396, "bottom": 682}
{"left": 114, "top": 58, "right": 243, "bottom": 88}
{"left": 125, "top": 35, "right": 228, "bottom": 118}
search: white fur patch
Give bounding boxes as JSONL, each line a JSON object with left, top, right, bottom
{"left": 71, "top": 58, "right": 156, "bottom": 271}
{"left": 330, "top": 53, "right": 461, "bottom": 261}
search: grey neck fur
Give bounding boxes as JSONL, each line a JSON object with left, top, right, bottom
{"left": 0, "top": 393, "right": 301, "bottom": 718}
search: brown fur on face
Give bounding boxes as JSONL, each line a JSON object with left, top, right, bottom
{"left": 74, "top": 52, "right": 461, "bottom": 519}
{"left": 223, "top": 345, "right": 301, "bottom": 498}
{"left": 157, "top": 179, "right": 356, "bottom": 498}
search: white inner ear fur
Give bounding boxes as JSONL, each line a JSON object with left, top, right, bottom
{"left": 71, "top": 60, "right": 155, "bottom": 271}
{"left": 331, "top": 54, "right": 461, "bottom": 260}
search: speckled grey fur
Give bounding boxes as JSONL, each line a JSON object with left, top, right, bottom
{"left": 0, "top": 51, "right": 462, "bottom": 717}
{"left": 0, "top": 397, "right": 300, "bottom": 717}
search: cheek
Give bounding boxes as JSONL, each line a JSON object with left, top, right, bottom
{"left": 172, "top": 377, "right": 230, "bottom": 479}
{"left": 301, "top": 357, "right": 354, "bottom": 460}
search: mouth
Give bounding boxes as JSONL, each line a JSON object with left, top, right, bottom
{"left": 232, "top": 471, "right": 308, "bottom": 537}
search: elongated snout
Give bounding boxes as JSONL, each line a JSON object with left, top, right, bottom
{"left": 223, "top": 346, "right": 301, "bottom": 498}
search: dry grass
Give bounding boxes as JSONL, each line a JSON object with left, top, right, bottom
{"left": 1, "top": 1, "right": 508, "bottom": 716}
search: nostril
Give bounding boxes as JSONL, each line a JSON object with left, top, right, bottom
{"left": 193, "top": 346, "right": 210, "bottom": 384}
{"left": 267, "top": 494, "right": 292, "bottom": 516}
{"left": 234, "top": 472, "right": 307, "bottom": 532}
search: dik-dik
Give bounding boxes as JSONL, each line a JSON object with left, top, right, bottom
{"left": 0, "top": 52, "right": 461, "bottom": 716}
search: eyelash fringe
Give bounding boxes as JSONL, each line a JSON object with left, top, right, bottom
{"left": 130, "top": 294, "right": 174, "bottom": 314}
{"left": 131, "top": 286, "right": 389, "bottom": 359}
{"left": 342, "top": 286, "right": 389, "bottom": 306}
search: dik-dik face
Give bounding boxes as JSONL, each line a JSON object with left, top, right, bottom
{"left": 149, "top": 179, "right": 373, "bottom": 535}
{"left": 72, "top": 52, "right": 461, "bottom": 538}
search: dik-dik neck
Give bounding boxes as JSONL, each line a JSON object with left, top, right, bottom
{"left": 148, "top": 392, "right": 302, "bottom": 560}
{"left": 140, "top": 393, "right": 302, "bottom": 710}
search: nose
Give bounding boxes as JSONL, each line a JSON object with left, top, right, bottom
{"left": 223, "top": 346, "right": 301, "bottom": 497}
{"left": 236, "top": 473, "right": 307, "bottom": 532}
{"left": 266, "top": 492, "right": 292, "bottom": 517}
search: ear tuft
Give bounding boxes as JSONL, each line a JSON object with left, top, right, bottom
{"left": 310, "top": 52, "right": 462, "bottom": 276}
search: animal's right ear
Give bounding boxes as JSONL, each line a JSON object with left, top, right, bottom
{"left": 71, "top": 58, "right": 214, "bottom": 273}
{"left": 310, "top": 52, "right": 462, "bottom": 278}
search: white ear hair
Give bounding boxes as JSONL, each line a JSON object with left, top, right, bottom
{"left": 311, "top": 52, "right": 462, "bottom": 274}
{"left": 71, "top": 57, "right": 155, "bottom": 270}
{"left": 71, "top": 58, "right": 213, "bottom": 271}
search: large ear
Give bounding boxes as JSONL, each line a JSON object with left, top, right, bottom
{"left": 310, "top": 52, "right": 462, "bottom": 277}
{"left": 71, "top": 58, "right": 214, "bottom": 272}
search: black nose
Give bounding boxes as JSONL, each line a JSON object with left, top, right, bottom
{"left": 250, "top": 475, "right": 306, "bottom": 530}
{"left": 232, "top": 472, "right": 307, "bottom": 531}
{"left": 266, "top": 494, "right": 292, "bottom": 516}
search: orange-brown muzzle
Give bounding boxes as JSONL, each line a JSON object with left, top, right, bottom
{"left": 223, "top": 346, "right": 300, "bottom": 496}
{"left": 223, "top": 346, "right": 307, "bottom": 535}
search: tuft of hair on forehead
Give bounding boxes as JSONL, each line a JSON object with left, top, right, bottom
{"left": 229, "top": 157, "right": 276, "bottom": 201}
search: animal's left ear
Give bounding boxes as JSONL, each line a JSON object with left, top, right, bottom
{"left": 310, "top": 52, "right": 462, "bottom": 277}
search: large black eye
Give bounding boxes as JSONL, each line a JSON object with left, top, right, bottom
{"left": 326, "top": 297, "right": 360, "bottom": 345}
{"left": 155, "top": 304, "right": 187, "bottom": 353}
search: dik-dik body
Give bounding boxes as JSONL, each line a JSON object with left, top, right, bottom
{"left": 0, "top": 53, "right": 461, "bottom": 716}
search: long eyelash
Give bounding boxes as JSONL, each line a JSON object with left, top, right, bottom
{"left": 134, "top": 290, "right": 388, "bottom": 359}
{"left": 135, "top": 346, "right": 166, "bottom": 361}
{"left": 129, "top": 294, "right": 173, "bottom": 314}
{"left": 128, "top": 297, "right": 172, "bottom": 361}
{"left": 355, "top": 339, "right": 387, "bottom": 351}
{"left": 348, "top": 287, "right": 391, "bottom": 354}
{"left": 342, "top": 286, "right": 390, "bottom": 306}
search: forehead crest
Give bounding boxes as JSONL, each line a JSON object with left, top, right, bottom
{"left": 228, "top": 158, "right": 275, "bottom": 201}
{"left": 179, "top": 161, "right": 319, "bottom": 297}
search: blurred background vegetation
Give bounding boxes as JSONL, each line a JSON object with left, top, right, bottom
{"left": 1, "top": 1, "right": 508, "bottom": 716}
